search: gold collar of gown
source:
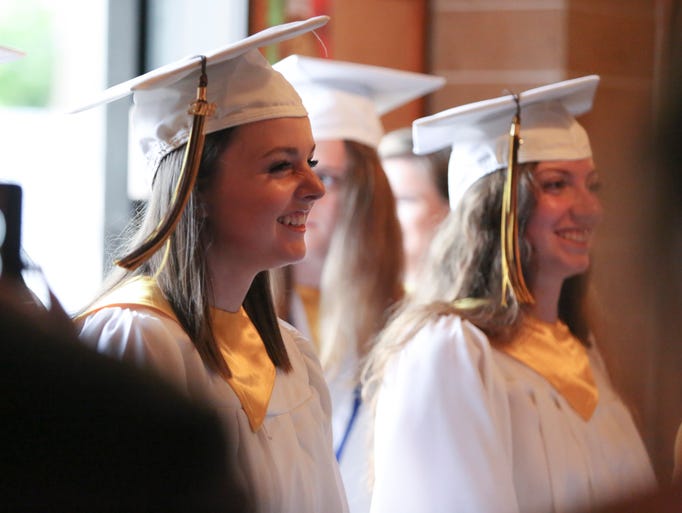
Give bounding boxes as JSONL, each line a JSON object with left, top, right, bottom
{"left": 84, "top": 275, "right": 275, "bottom": 431}
{"left": 497, "top": 316, "right": 598, "bottom": 421}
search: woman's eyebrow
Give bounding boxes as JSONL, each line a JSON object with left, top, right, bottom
{"left": 535, "top": 167, "right": 571, "bottom": 175}
{"left": 261, "top": 146, "right": 300, "bottom": 158}
{"left": 261, "top": 144, "right": 317, "bottom": 159}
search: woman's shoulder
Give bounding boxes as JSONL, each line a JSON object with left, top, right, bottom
{"left": 404, "top": 313, "right": 492, "bottom": 358}
{"left": 79, "top": 305, "right": 187, "bottom": 347}
{"left": 385, "top": 312, "right": 496, "bottom": 384}
{"left": 278, "top": 318, "right": 322, "bottom": 367}
{"left": 377, "top": 311, "right": 510, "bottom": 424}
{"left": 277, "top": 318, "right": 324, "bottom": 370}
{"left": 278, "top": 317, "right": 311, "bottom": 345}
{"left": 77, "top": 306, "right": 199, "bottom": 388}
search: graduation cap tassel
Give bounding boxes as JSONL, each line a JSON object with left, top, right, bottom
{"left": 116, "top": 56, "right": 216, "bottom": 271}
{"left": 500, "top": 95, "right": 534, "bottom": 307}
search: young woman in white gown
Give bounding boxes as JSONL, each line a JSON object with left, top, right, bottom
{"left": 75, "top": 17, "right": 348, "bottom": 513}
{"left": 365, "top": 75, "right": 657, "bottom": 513}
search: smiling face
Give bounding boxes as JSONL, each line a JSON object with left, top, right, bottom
{"left": 525, "top": 158, "right": 603, "bottom": 289}
{"left": 202, "top": 116, "right": 324, "bottom": 279}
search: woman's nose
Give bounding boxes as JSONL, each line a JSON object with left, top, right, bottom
{"left": 573, "top": 187, "right": 603, "bottom": 225}
{"left": 300, "top": 167, "right": 325, "bottom": 201}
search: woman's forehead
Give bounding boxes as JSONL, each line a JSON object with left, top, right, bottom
{"left": 534, "top": 158, "right": 595, "bottom": 173}
{"left": 230, "top": 117, "right": 315, "bottom": 152}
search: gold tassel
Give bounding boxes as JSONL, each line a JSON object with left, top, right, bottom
{"left": 500, "top": 96, "right": 534, "bottom": 306}
{"left": 117, "top": 56, "right": 217, "bottom": 271}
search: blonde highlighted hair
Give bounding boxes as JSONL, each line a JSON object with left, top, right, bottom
{"left": 318, "top": 140, "right": 404, "bottom": 377}
{"left": 363, "top": 163, "right": 593, "bottom": 400}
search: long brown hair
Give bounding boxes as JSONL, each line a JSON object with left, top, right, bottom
{"left": 84, "top": 127, "right": 291, "bottom": 378}
{"left": 363, "top": 163, "right": 593, "bottom": 397}
{"left": 317, "top": 140, "right": 404, "bottom": 376}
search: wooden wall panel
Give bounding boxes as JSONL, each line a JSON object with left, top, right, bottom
{"left": 329, "top": 0, "right": 429, "bottom": 130}
{"left": 249, "top": 0, "right": 681, "bottom": 480}
{"left": 249, "top": 0, "right": 430, "bottom": 131}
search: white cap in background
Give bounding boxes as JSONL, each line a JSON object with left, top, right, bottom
{"left": 274, "top": 55, "right": 445, "bottom": 149}
{"left": 412, "top": 75, "right": 600, "bottom": 209}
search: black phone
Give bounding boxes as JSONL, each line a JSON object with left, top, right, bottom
{"left": 0, "top": 182, "right": 24, "bottom": 279}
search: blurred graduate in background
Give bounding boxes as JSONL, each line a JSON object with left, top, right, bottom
{"left": 273, "top": 55, "right": 444, "bottom": 513}
{"left": 365, "top": 75, "right": 657, "bottom": 513}
{"left": 378, "top": 126, "right": 450, "bottom": 294}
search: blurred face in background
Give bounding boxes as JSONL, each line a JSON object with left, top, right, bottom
{"left": 383, "top": 155, "right": 450, "bottom": 287}
{"left": 303, "top": 139, "right": 349, "bottom": 266}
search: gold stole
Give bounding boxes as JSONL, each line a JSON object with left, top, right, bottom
{"left": 84, "top": 276, "right": 275, "bottom": 431}
{"left": 294, "top": 283, "right": 321, "bottom": 352}
{"left": 498, "top": 316, "right": 599, "bottom": 421}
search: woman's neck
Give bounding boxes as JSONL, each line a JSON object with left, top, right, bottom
{"left": 206, "top": 257, "right": 254, "bottom": 312}
{"left": 526, "top": 275, "right": 563, "bottom": 324}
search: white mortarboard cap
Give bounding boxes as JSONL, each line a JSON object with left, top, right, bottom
{"left": 72, "top": 16, "right": 329, "bottom": 188}
{"left": 413, "top": 75, "right": 600, "bottom": 209}
{"left": 71, "top": 17, "right": 328, "bottom": 270}
{"left": 0, "top": 46, "right": 25, "bottom": 63}
{"left": 273, "top": 55, "right": 445, "bottom": 148}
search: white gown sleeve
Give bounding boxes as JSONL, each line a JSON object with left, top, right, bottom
{"left": 78, "top": 307, "right": 199, "bottom": 394}
{"left": 370, "top": 315, "right": 519, "bottom": 513}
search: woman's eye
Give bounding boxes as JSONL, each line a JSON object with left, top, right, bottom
{"left": 268, "top": 160, "right": 293, "bottom": 173}
{"left": 317, "top": 173, "right": 341, "bottom": 188}
{"left": 541, "top": 179, "right": 567, "bottom": 192}
{"left": 307, "top": 158, "right": 319, "bottom": 169}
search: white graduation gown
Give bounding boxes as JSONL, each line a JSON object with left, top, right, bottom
{"left": 288, "top": 287, "right": 369, "bottom": 505}
{"left": 290, "top": 287, "right": 372, "bottom": 512}
{"left": 78, "top": 307, "right": 349, "bottom": 513}
{"left": 370, "top": 314, "right": 657, "bottom": 513}
{"left": 328, "top": 347, "right": 372, "bottom": 513}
